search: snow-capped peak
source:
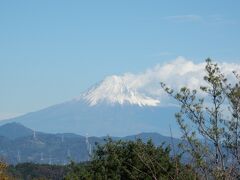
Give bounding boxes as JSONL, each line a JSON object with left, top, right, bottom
{"left": 76, "top": 75, "right": 160, "bottom": 107}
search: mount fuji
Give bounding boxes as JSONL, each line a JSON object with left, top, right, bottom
{"left": 1, "top": 59, "right": 239, "bottom": 136}
{"left": 0, "top": 75, "right": 179, "bottom": 137}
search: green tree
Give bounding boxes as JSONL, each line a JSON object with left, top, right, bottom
{"left": 65, "top": 138, "right": 196, "bottom": 180}
{"left": 161, "top": 59, "right": 240, "bottom": 179}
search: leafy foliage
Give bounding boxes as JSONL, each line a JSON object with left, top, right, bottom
{"left": 65, "top": 138, "right": 196, "bottom": 180}
{"left": 7, "top": 163, "right": 67, "bottom": 180}
{"left": 161, "top": 59, "right": 240, "bottom": 179}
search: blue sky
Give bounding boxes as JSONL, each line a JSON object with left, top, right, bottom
{"left": 0, "top": 0, "right": 240, "bottom": 118}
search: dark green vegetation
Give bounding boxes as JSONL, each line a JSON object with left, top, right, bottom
{"left": 7, "top": 163, "right": 67, "bottom": 180}
{"left": 65, "top": 138, "right": 196, "bottom": 180}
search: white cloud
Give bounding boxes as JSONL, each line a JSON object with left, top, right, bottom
{"left": 103, "top": 57, "right": 240, "bottom": 105}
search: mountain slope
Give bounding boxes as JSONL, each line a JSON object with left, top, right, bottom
{"left": 1, "top": 103, "right": 178, "bottom": 137}
{"left": 0, "top": 75, "right": 179, "bottom": 137}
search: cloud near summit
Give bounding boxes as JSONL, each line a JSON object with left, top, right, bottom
{"left": 104, "top": 57, "right": 240, "bottom": 105}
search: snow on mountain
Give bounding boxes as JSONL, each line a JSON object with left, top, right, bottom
{"left": 76, "top": 75, "right": 160, "bottom": 107}
{"left": 75, "top": 57, "right": 240, "bottom": 108}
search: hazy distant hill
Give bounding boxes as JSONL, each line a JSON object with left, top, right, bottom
{"left": 0, "top": 122, "right": 33, "bottom": 139}
{"left": 0, "top": 123, "right": 180, "bottom": 165}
